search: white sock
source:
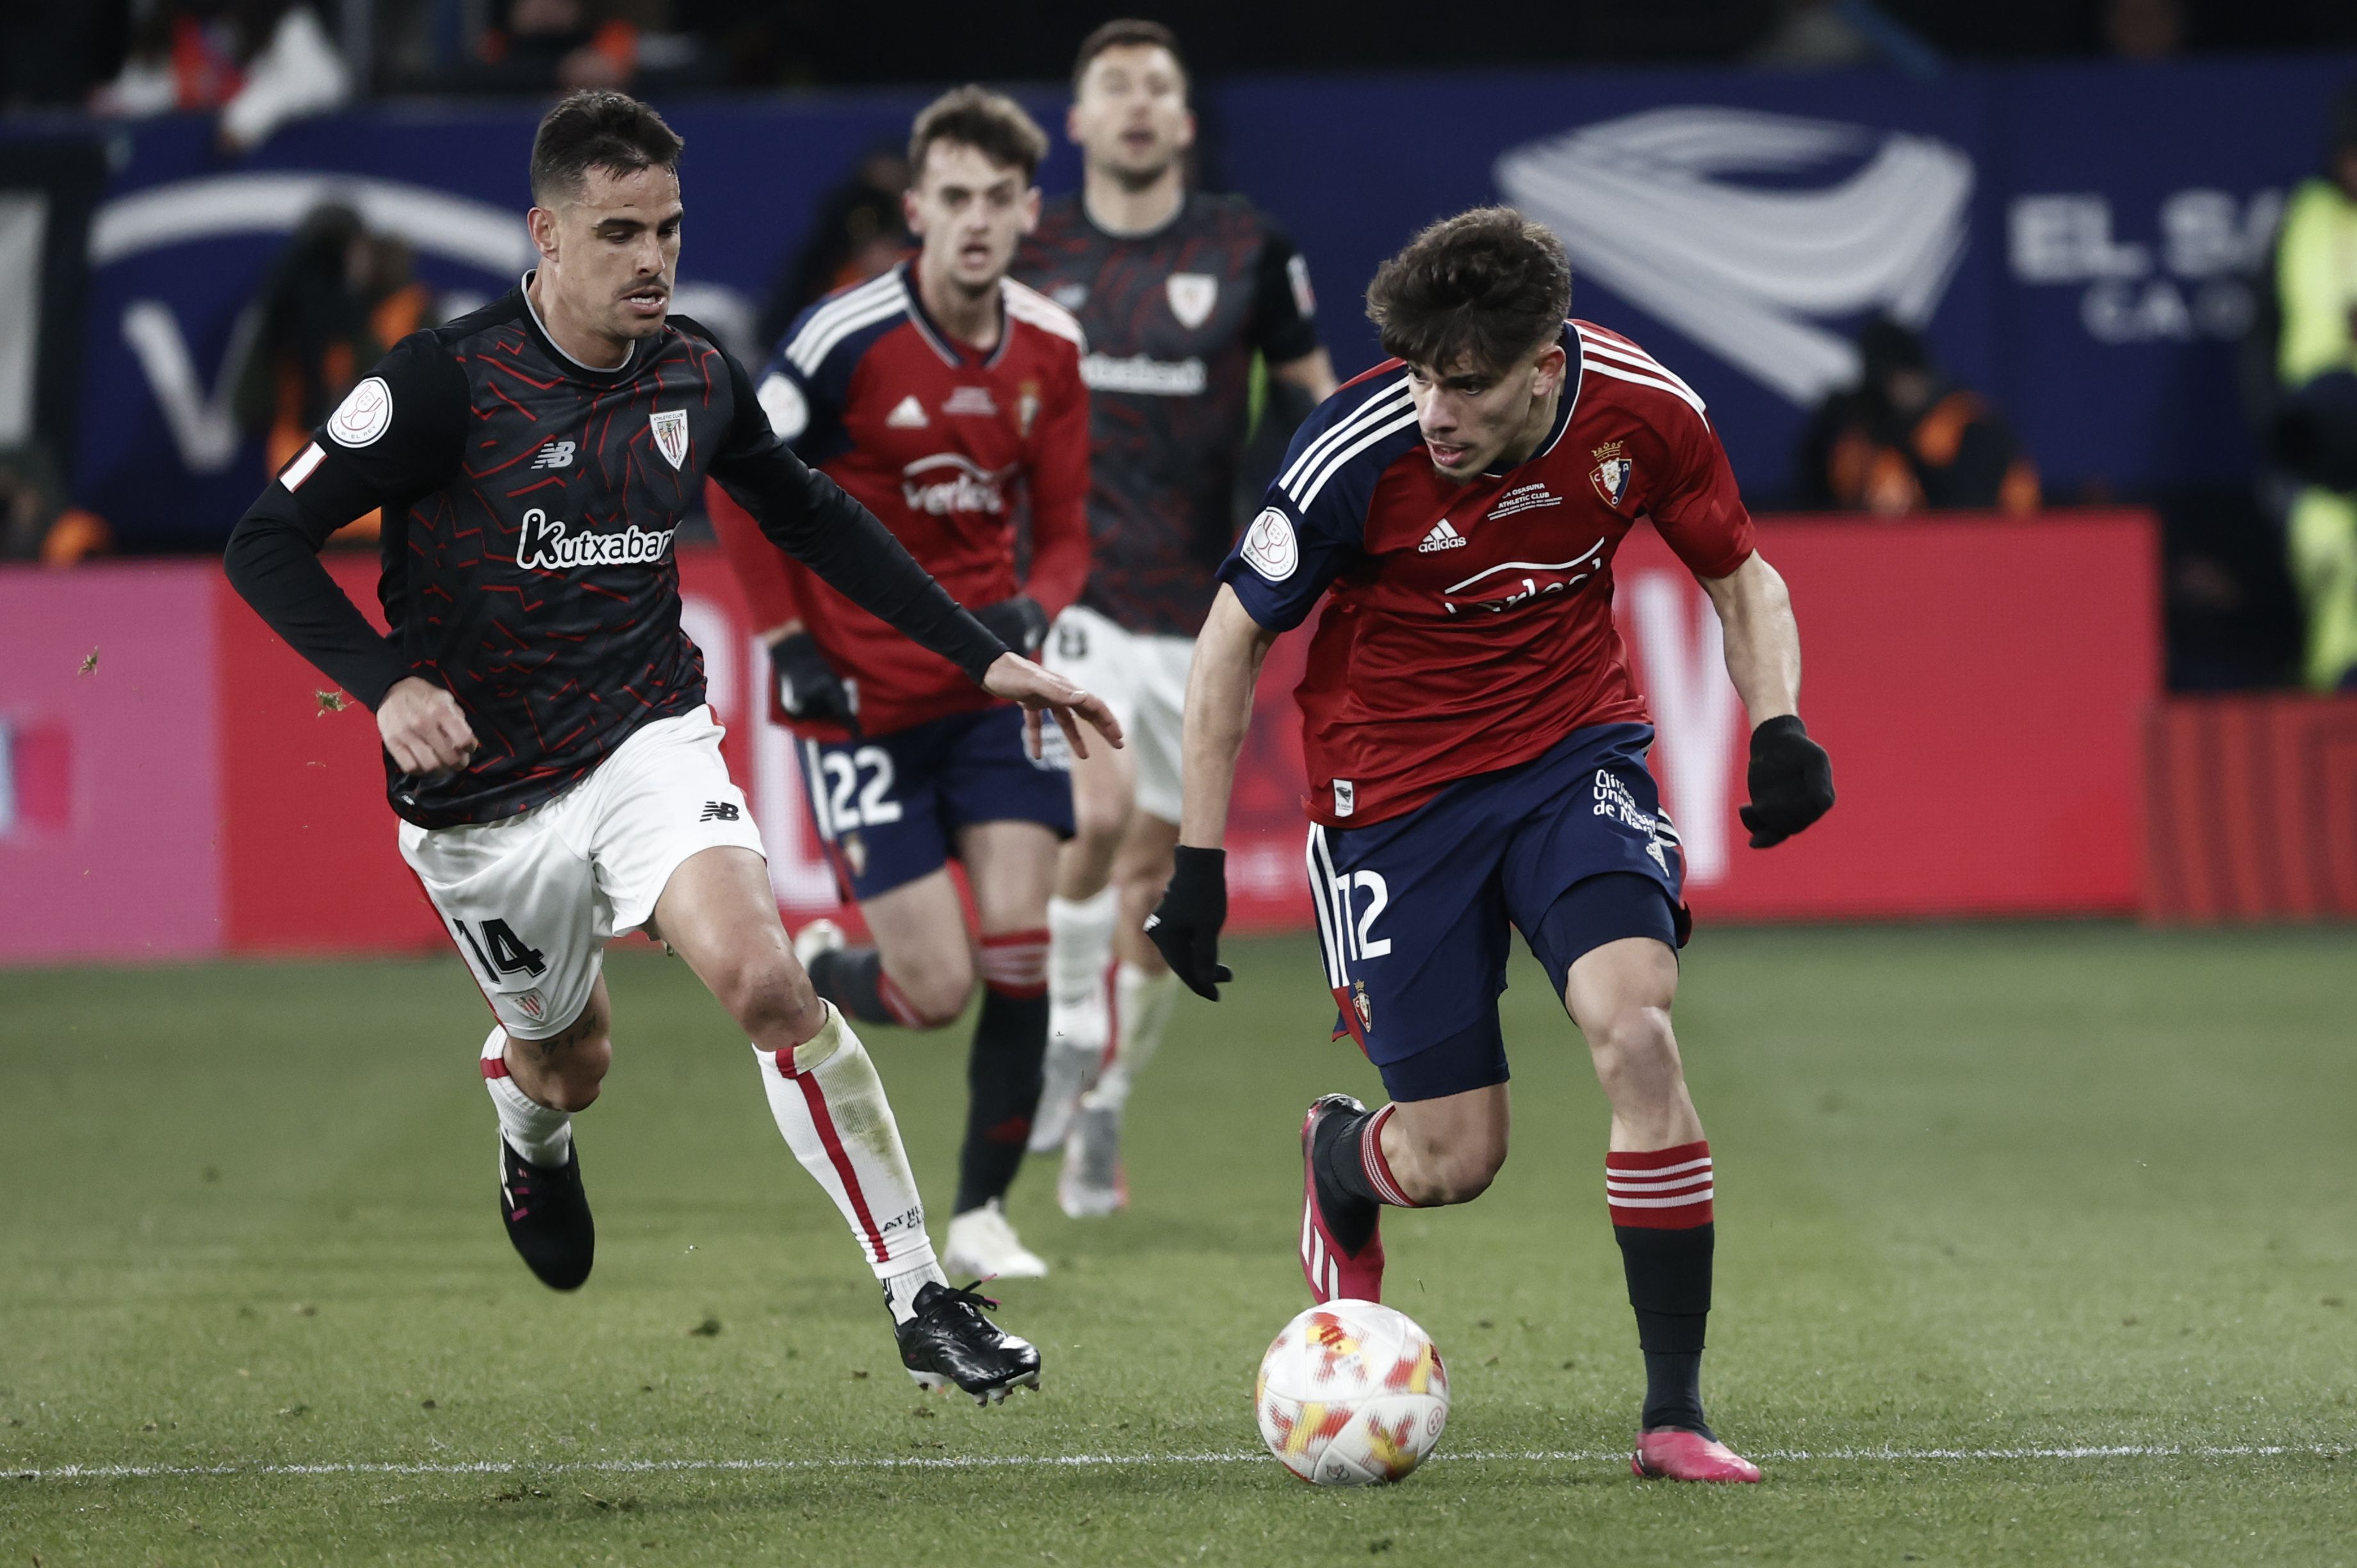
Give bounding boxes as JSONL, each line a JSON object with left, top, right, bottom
{"left": 751, "top": 1002, "right": 944, "bottom": 1323}
{"left": 1047, "top": 887, "right": 1118, "bottom": 1013}
{"left": 1087, "top": 962, "right": 1182, "bottom": 1111}
{"left": 480, "top": 1026, "right": 573, "bottom": 1168}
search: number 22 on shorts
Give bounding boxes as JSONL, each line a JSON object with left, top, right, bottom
{"left": 816, "top": 745, "right": 902, "bottom": 833}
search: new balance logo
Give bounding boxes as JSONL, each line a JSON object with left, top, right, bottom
{"left": 885, "top": 395, "right": 928, "bottom": 428}
{"left": 1417, "top": 519, "right": 1469, "bottom": 553}
{"left": 698, "top": 801, "right": 741, "bottom": 822}
{"left": 530, "top": 440, "right": 576, "bottom": 470}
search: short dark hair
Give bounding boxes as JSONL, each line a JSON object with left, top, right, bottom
{"left": 530, "top": 90, "right": 684, "bottom": 207}
{"left": 1366, "top": 207, "right": 1572, "bottom": 375}
{"left": 908, "top": 86, "right": 1050, "bottom": 184}
{"left": 1072, "top": 19, "right": 1188, "bottom": 94}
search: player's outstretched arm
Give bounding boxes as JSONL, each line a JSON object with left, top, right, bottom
{"left": 1702, "top": 552, "right": 1834, "bottom": 847}
{"left": 1146, "top": 585, "right": 1280, "bottom": 999}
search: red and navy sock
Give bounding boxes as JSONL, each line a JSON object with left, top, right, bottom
{"left": 806, "top": 945, "right": 926, "bottom": 1029}
{"left": 1607, "top": 1140, "right": 1716, "bottom": 1435}
{"left": 1311, "top": 1102, "right": 1418, "bottom": 1253}
{"left": 952, "top": 931, "right": 1049, "bottom": 1214}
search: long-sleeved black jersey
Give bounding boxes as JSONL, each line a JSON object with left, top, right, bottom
{"left": 225, "top": 279, "right": 1006, "bottom": 828}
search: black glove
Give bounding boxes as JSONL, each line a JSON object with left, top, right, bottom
{"left": 769, "top": 631, "right": 858, "bottom": 732}
{"left": 1145, "top": 845, "right": 1234, "bottom": 1000}
{"left": 974, "top": 595, "right": 1050, "bottom": 659}
{"left": 1740, "top": 714, "right": 1835, "bottom": 848}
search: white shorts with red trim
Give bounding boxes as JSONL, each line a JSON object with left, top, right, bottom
{"left": 399, "top": 705, "right": 766, "bottom": 1040}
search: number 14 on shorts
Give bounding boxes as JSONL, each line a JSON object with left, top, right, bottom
{"left": 453, "top": 917, "right": 548, "bottom": 979}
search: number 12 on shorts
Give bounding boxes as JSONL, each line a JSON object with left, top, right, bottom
{"left": 452, "top": 917, "right": 548, "bottom": 979}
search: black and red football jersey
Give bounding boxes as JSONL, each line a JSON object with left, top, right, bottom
{"left": 1223, "top": 321, "right": 1757, "bottom": 828}
{"left": 1016, "top": 192, "right": 1322, "bottom": 637}
{"left": 224, "top": 278, "right": 1003, "bottom": 828}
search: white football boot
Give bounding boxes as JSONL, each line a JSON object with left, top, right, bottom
{"left": 943, "top": 1198, "right": 1050, "bottom": 1279}
{"left": 1057, "top": 1097, "right": 1128, "bottom": 1218}
{"left": 1029, "top": 987, "right": 1109, "bottom": 1155}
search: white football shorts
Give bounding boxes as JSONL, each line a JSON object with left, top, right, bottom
{"left": 398, "top": 705, "right": 765, "bottom": 1040}
{"left": 1044, "top": 603, "right": 1193, "bottom": 824}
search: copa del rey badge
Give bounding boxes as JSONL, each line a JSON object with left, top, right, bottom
{"left": 649, "top": 408, "right": 689, "bottom": 470}
{"left": 1167, "top": 273, "right": 1217, "bottom": 329}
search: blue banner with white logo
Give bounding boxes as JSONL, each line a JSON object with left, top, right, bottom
{"left": 18, "top": 54, "right": 2356, "bottom": 546}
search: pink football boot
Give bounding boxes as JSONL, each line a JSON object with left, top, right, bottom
{"left": 1631, "top": 1428, "right": 1764, "bottom": 1483}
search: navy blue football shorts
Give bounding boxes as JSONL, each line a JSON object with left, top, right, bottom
{"left": 797, "top": 705, "right": 1074, "bottom": 902}
{"left": 1305, "top": 722, "right": 1691, "bottom": 1104}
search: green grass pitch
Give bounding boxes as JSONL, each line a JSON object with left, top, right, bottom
{"left": 4, "top": 925, "right": 2354, "bottom": 1565}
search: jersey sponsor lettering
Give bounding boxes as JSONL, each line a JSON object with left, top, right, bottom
{"left": 1081, "top": 352, "right": 1209, "bottom": 396}
{"left": 514, "top": 507, "right": 678, "bottom": 570}
{"left": 899, "top": 453, "right": 1011, "bottom": 516}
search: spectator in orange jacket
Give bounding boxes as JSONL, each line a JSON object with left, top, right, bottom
{"left": 1793, "top": 316, "right": 2041, "bottom": 516}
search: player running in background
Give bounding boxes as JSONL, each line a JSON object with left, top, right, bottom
{"left": 1015, "top": 20, "right": 1336, "bottom": 1216}
{"left": 222, "top": 90, "right": 1116, "bottom": 1405}
{"left": 708, "top": 88, "right": 1091, "bottom": 1281}
{"left": 1148, "top": 210, "right": 1836, "bottom": 1479}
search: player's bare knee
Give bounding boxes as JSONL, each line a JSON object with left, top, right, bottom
{"left": 539, "top": 1039, "right": 610, "bottom": 1113}
{"left": 719, "top": 954, "right": 828, "bottom": 1047}
{"left": 1590, "top": 1006, "right": 1683, "bottom": 1100}
{"left": 1393, "top": 1125, "right": 1506, "bottom": 1205}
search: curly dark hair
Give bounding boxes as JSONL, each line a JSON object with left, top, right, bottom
{"left": 528, "top": 90, "right": 684, "bottom": 207}
{"left": 1366, "top": 207, "right": 1572, "bottom": 374}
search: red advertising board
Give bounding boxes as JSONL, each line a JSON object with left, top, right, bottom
{"left": 0, "top": 511, "right": 2162, "bottom": 965}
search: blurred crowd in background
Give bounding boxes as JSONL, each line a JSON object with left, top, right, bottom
{"left": 3, "top": 2, "right": 2356, "bottom": 696}
{"left": 8, "top": 0, "right": 2357, "bottom": 108}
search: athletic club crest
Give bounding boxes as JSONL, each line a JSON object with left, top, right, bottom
{"left": 514, "top": 990, "right": 546, "bottom": 1022}
{"left": 1590, "top": 439, "right": 1633, "bottom": 507}
{"left": 649, "top": 408, "right": 690, "bottom": 470}
{"left": 1167, "top": 272, "right": 1218, "bottom": 329}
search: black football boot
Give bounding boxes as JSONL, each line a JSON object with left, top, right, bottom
{"left": 499, "top": 1137, "right": 594, "bottom": 1291}
{"left": 895, "top": 1282, "right": 1043, "bottom": 1405}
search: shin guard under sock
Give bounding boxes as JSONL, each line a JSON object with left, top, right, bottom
{"left": 1608, "top": 1141, "right": 1717, "bottom": 1434}
{"left": 751, "top": 1003, "right": 940, "bottom": 1311}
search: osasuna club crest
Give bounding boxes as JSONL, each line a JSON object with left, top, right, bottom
{"left": 649, "top": 408, "right": 690, "bottom": 470}
{"left": 1590, "top": 440, "right": 1633, "bottom": 507}
{"left": 1167, "top": 273, "right": 1218, "bottom": 329}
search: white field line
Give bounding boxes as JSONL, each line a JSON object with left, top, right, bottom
{"left": 5, "top": 1443, "right": 2347, "bottom": 1483}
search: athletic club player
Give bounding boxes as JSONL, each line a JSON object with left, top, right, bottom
{"left": 222, "top": 90, "right": 1118, "bottom": 1405}
{"left": 708, "top": 88, "right": 1091, "bottom": 1281}
{"left": 1148, "top": 209, "right": 1836, "bottom": 1480}
{"left": 1015, "top": 19, "right": 1336, "bottom": 1217}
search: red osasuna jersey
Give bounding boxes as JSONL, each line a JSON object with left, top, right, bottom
{"left": 708, "top": 261, "right": 1090, "bottom": 737}
{"left": 1219, "top": 320, "right": 1755, "bottom": 828}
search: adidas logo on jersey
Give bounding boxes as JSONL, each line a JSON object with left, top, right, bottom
{"left": 886, "top": 395, "right": 929, "bottom": 428}
{"left": 1417, "top": 519, "right": 1469, "bottom": 553}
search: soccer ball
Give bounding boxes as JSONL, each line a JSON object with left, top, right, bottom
{"left": 1254, "top": 1300, "right": 1450, "bottom": 1485}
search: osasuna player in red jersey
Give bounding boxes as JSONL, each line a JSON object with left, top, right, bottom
{"left": 1150, "top": 210, "right": 1835, "bottom": 1480}
{"left": 709, "top": 88, "right": 1091, "bottom": 1281}
{"left": 1015, "top": 19, "right": 1336, "bottom": 1218}
{"left": 222, "top": 92, "right": 1119, "bottom": 1405}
